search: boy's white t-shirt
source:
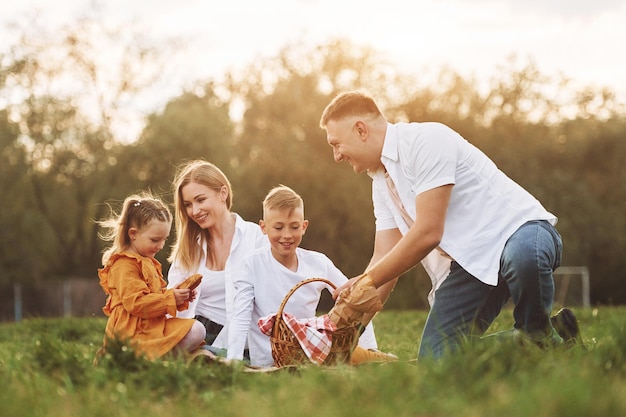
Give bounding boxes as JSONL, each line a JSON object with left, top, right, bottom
{"left": 227, "top": 246, "right": 378, "bottom": 367}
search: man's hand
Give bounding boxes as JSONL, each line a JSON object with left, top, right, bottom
{"left": 328, "top": 274, "right": 384, "bottom": 329}
{"left": 332, "top": 276, "right": 360, "bottom": 300}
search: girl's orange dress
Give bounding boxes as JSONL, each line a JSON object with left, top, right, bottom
{"left": 98, "top": 252, "right": 195, "bottom": 360}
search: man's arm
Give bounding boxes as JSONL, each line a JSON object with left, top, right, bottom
{"left": 366, "top": 184, "right": 453, "bottom": 288}
{"left": 357, "top": 228, "right": 402, "bottom": 324}
{"left": 332, "top": 227, "right": 402, "bottom": 299}
{"left": 331, "top": 184, "right": 452, "bottom": 323}
{"left": 368, "top": 228, "right": 402, "bottom": 305}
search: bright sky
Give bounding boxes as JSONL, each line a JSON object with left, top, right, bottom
{"left": 3, "top": 0, "right": 626, "bottom": 127}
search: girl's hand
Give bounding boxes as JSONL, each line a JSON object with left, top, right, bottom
{"left": 173, "top": 288, "right": 192, "bottom": 306}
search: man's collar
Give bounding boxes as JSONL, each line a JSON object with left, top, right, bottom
{"left": 380, "top": 122, "right": 398, "bottom": 162}
{"left": 367, "top": 123, "right": 397, "bottom": 178}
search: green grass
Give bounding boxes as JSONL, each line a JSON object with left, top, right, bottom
{"left": 1, "top": 307, "right": 624, "bottom": 417}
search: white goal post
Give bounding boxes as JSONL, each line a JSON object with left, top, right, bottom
{"left": 553, "top": 266, "right": 590, "bottom": 308}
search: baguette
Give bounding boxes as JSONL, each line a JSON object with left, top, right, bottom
{"left": 178, "top": 273, "right": 202, "bottom": 290}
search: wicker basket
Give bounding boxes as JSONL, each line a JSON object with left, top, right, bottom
{"left": 270, "top": 277, "right": 360, "bottom": 367}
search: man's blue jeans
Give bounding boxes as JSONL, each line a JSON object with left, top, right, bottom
{"left": 418, "top": 220, "right": 563, "bottom": 359}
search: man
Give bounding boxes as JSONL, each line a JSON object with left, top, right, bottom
{"left": 320, "top": 91, "right": 580, "bottom": 359}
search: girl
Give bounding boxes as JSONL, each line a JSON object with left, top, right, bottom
{"left": 96, "top": 192, "right": 206, "bottom": 360}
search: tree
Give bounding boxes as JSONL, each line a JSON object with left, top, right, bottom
{"left": 224, "top": 40, "right": 401, "bottom": 274}
{"left": 0, "top": 108, "right": 48, "bottom": 283}
{"left": 216, "top": 39, "right": 433, "bottom": 308}
{"left": 129, "top": 84, "right": 235, "bottom": 196}
{"left": 1, "top": 26, "right": 625, "bottom": 308}
{"left": 0, "top": 17, "right": 179, "bottom": 282}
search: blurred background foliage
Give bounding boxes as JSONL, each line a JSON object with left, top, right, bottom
{"left": 1, "top": 17, "right": 624, "bottom": 312}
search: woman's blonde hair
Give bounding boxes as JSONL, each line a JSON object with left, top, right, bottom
{"left": 168, "top": 160, "right": 233, "bottom": 272}
{"left": 98, "top": 192, "right": 171, "bottom": 265}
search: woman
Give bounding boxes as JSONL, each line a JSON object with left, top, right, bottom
{"left": 167, "top": 160, "right": 267, "bottom": 352}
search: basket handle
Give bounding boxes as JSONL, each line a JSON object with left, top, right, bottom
{"left": 275, "top": 277, "right": 336, "bottom": 318}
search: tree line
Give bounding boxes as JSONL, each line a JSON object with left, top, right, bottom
{"left": 1, "top": 19, "right": 624, "bottom": 309}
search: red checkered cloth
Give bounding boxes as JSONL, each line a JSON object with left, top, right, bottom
{"left": 258, "top": 312, "right": 337, "bottom": 365}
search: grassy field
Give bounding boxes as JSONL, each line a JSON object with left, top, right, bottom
{"left": 1, "top": 307, "right": 624, "bottom": 417}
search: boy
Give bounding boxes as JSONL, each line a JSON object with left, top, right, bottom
{"left": 226, "top": 185, "right": 396, "bottom": 367}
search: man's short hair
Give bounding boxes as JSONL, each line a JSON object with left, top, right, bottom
{"left": 319, "top": 91, "right": 382, "bottom": 128}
